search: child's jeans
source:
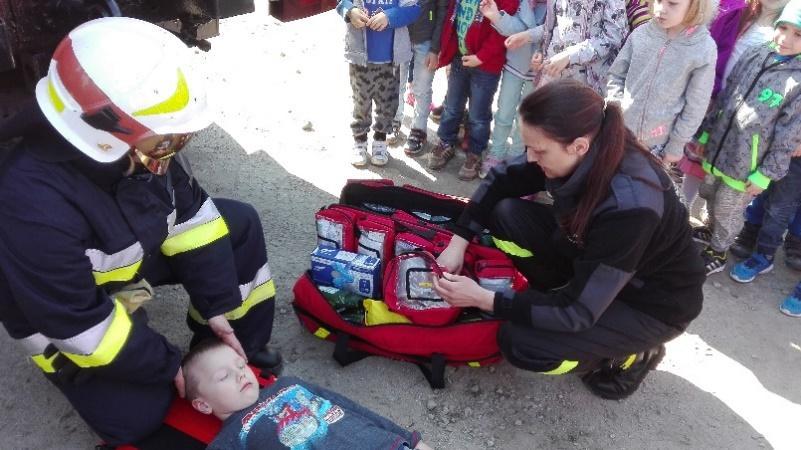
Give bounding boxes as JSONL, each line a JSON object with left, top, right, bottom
{"left": 743, "top": 157, "right": 801, "bottom": 256}
{"left": 699, "top": 174, "right": 753, "bottom": 253}
{"left": 487, "top": 69, "right": 535, "bottom": 160}
{"left": 349, "top": 63, "right": 401, "bottom": 139}
{"left": 437, "top": 57, "right": 501, "bottom": 156}
{"left": 395, "top": 41, "right": 436, "bottom": 131}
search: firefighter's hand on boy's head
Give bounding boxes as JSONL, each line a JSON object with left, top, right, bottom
{"left": 433, "top": 273, "right": 494, "bottom": 312}
{"left": 425, "top": 52, "right": 439, "bottom": 71}
{"left": 348, "top": 7, "right": 369, "bottom": 28}
{"left": 367, "top": 12, "right": 389, "bottom": 31}
{"left": 462, "top": 54, "right": 482, "bottom": 67}
{"left": 505, "top": 31, "right": 532, "bottom": 50}
{"left": 208, "top": 315, "right": 248, "bottom": 361}
{"left": 479, "top": 0, "right": 500, "bottom": 22}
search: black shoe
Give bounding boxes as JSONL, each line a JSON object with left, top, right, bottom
{"left": 730, "top": 222, "right": 760, "bottom": 259}
{"left": 581, "top": 345, "right": 665, "bottom": 400}
{"left": 784, "top": 234, "right": 801, "bottom": 271}
{"left": 404, "top": 128, "right": 427, "bottom": 156}
{"left": 249, "top": 347, "right": 283, "bottom": 376}
{"left": 702, "top": 246, "right": 728, "bottom": 276}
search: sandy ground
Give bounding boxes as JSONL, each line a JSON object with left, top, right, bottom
{"left": 1, "top": 5, "right": 801, "bottom": 449}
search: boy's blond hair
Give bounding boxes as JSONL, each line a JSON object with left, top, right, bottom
{"left": 649, "top": 0, "right": 720, "bottom": 27}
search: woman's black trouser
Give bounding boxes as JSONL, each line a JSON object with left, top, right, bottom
{"left": 488, "top": 198, "right": 685, "bottom": 374}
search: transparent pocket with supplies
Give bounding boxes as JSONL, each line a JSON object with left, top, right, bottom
{"left": 383, "top": 251, "right": 461, "bottom": 326}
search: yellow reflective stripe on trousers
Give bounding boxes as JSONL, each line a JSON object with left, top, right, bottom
{"left": 188, "top": 279, "right": 276, "bottom": 325}
{"left": 541, "top": 360, "right": 579, "bottom": 375}
{"left": 86, "top": 242, "right": 144, "bottom": 285}
{"left": 31, "top": 353, "right": 58, "bottom": 373}
{"left": 61, "top": 300, "right": 132, "bottom": 368}
{"left": 492, "top": 237, "right": 533, "bottom": 258}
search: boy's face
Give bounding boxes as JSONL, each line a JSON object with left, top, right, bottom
{"left": 774, "top": 23, "right": 801, "bottom": 56}
{"left": 652, "top": 0, "right": 691, "bottom": 31}
{"left": 192, "top": 345, "right": 260, "bottom": 419}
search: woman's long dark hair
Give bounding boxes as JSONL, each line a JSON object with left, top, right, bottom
{"left": 518, "top": 80, "right": 653, "bottom": 243}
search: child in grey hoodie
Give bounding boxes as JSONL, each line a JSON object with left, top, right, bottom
{"left": 606, "top": 0, "right": 718, "bottom": 164}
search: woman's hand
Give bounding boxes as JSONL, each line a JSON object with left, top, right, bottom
{"left": 433, "top": 272, "right": 495, "bottom": 312}
{"left": 437, "top": 235, "right": 468, "bottom": 274}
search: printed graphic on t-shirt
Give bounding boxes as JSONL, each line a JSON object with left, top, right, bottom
{"left": 364, "top": 0, "right": 396, "bottom": 63}
{"left": 238, "top": 384, "right": 345, "bottom": 449}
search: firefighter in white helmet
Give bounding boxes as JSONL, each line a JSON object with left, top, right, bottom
{"left": 0, "top": 17, "right": 280, "bottom": 445}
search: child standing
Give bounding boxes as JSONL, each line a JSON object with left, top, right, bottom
{"left": 392, "top": 0, "right": 449, "bottom": 156}
{"left": 606, "top": 0, "right": 718, "bottom": 164}
{"left": 695, "top": 0, "right": 801, "bottom": 275}
{"left": 427, "top": 0, "right": 519, "bottom": 180}
{"left": 504, "top": 0, "right": 629, "bottom": 96}
{"left": 680, "top": 0, "right": 791, "bottom": 207}
{"left": 477, "top": 0, "right": 547, "bottom": 178}
{"left": 337, "top": 0, "right": 421, "bottom": 167}
{"left": 627, "top": 0, "right": 653, "bottom": 30}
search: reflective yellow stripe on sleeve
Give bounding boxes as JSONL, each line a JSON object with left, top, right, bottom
{"left": 60, "top": 300, "right": 132, "bottom": 368}
{"left": 492, "top": 237, "right": 534, "bottom": 258}
{"left": 86, "top": 242, "right": 144, "bottom": 286}
{"left": 541, "top": 360, "right": 579, "bottom": 375}
{"left": 161, "top": 216, "right": 228, "bottom": 256}
{"left": 188, "top": 280, "right": 276, "bottom": 325}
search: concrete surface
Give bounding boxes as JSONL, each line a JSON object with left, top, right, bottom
{"left": 1, "top": 6, "right": 800, "bottom": 450}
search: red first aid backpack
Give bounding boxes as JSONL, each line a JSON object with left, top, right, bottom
{"left": 293, "top": 180, "right": 527, "bottom": 389}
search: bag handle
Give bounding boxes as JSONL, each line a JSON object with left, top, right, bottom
{"left": 333, "top": 334, "right": 370, "bottom": 367}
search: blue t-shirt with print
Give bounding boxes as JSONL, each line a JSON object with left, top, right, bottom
{"left": 365, "top": 0, "right": 396, "bottom": 63}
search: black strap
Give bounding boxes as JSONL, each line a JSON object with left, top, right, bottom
{"left": 332, "top": 334, "right": 370, "bottom": 367}
{"left": 416, "top": 353, "right": 446, "bottom": 389}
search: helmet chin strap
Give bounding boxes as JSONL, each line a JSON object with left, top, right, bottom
{"left": 131, "top": 147, "right": 172, "bottom": 176}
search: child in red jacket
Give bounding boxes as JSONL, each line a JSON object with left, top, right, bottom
{"left": 428, "top": 0, "right": 519, "bottom": 180}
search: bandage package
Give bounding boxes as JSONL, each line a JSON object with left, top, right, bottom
{"left": 310, "top": 246, "right": 381, "bottom": 298}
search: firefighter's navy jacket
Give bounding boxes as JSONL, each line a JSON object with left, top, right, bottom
{"left": 0, "top": 127, "right": 274, "bottom": 380}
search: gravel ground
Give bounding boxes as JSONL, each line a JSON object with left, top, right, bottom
{"left": 1, "top": 6, "right": 800, "bottom": 450}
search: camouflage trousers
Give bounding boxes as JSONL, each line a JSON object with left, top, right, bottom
{"left": 349, "top": 63, "right": 400, "bottom": 139}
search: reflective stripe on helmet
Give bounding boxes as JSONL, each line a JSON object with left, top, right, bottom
{"left": 54, "top": 37, "right": 152, "bottom": 145}
{"left": 133, "top": 69, "right": 190, "bottom": 117}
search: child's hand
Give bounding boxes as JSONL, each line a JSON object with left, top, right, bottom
{"left": 745, "top": 181, "right": 764, "bottom": 196}
{"left": 367, "top": 11, "right": 389, "bottom": 31}
{"left": 663, "top": 153, "right": 682, "bottom": 164}
{"left": 462, "top": 54, "right": 482, "bottom": 67}
{"left": 793, "top": 143, "right": 801, "bottom": 158}
{"left": 349, "top": 7, "right": 369, "bottom": 28}
{"left": 479, "top": 0, "right": 501, "bottom": 22}
{"left": 424, "top": 51, "right": 439, "bottom": 71}
{"left": 543, "top": 51, "right": 570, "bottom": 77}
{"left": 530, "top": 52, "right": 544, "bottom": 71}
{"left": 505, "top": 31, "right": 531, "bottom": 50}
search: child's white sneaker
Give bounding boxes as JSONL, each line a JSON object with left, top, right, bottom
{"left": 351, "top": 140, "right": 369, "bottom": 167}
{"left": 370, "top": 140, "right": 390, "bottom": 166}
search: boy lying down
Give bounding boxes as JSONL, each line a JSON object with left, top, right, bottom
{"left": 182, "top": 339, "right": 433, "bottom": 449}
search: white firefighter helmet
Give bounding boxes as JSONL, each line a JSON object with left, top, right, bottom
{"left": 35, "top": 16, "right": 212, "bottom": 163}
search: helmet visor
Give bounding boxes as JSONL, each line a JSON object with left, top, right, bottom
{"left": 132, "top": 133, "right": 193, "bottom": 175}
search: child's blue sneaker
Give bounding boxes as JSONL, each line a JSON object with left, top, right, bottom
{"left": 779, "top": 283, "right": 801, "bottom": 317}
{"left": 729, "top": 252, "right": 773, "bottom": 283}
